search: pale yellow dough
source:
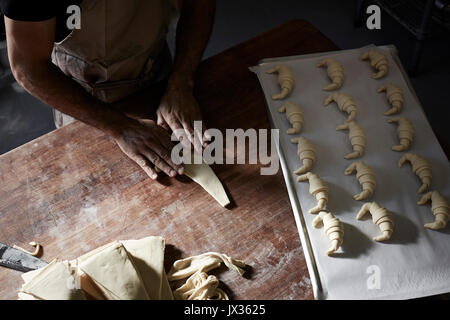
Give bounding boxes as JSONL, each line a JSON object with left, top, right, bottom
{"left": 184, "top": 161, "right": 230, "bottom": 207}
{"left": 79, "top": 241, "right": 149, "bottom": 300}
{"left": 378, "top": 84, "right": 404, "bottom": 115}
{"left": 345, "top": 161, "right": 376, "bottom": 201}
{"left": 18, "top": 238, "right": 246, "bottom": 301}
{"left": 316, "top": 58, "right": 344, "bottom": 91}
{"left": 279, "top": 101, "right": 304, "bottom": 134}
{"left": 297, "top": 172, "right": 329, "bottom": 214}
{"left": 417, "top": 190, "right": 450, "bottom": 230}
{"left": 324, "top": 93, "right": 357, "bottom": 122}
{"left": 360, "top": 49, "right": 389, "bottom": 79}
{"left": 312, "top": 211, "right": 344, "bottom": 256}
{"left": 336, "top": 121, "right": 366, "bottom": 159}
{"left": 20, "top": 259, "right": 86, "bottom": 300}
{"left": 357, "top": 202, "right": 394, "bottom": 241}
{"left": 291, "top": 136, "right": 315, "bottom": 175}
{"left": 168, "top": 252, "right": 246, "bottom": 300}
{"left": 266, "top": 65, "right": 295, "bottom": 100}
{"left": 388, "top": 117, "right": 413, "bottom": 151}
{"left": 399, "top": 153, "right": 432, "bottom": 194}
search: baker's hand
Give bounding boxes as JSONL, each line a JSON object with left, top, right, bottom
{"left": 112, "top": 118, "right": 184, "bottom": 180}
{"left": 156, "top": 77, "right": 207, "bottom": 153}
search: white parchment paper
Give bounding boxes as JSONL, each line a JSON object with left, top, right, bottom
{"left": 252, "top": 45, "right": 450, "bottom": 300}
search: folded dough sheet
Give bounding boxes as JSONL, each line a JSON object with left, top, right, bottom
{"left": 252, "top": 45, "right": 450, "bottom": 300}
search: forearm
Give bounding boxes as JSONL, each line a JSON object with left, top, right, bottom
{"left": 170, "top": 0, "right": 215, "bottom": 87}
{"left": 13, "top": 60, "right": 131, "bottom": 138}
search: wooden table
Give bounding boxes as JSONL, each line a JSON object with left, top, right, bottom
{"left": 0, "top": 20, "right": 339, "bottom": 300}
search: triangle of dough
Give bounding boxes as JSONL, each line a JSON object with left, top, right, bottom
{"left": 21, "top": 259, "right": 86, "bottom": 300}
{"left": 184, "top": 162, "right": 230, "bottom": 207}
{"left": 121, "top": 236, "right": 172, "bottom": 300}
{"left": 79, "top": 241, "right": 149, "bottom": 300}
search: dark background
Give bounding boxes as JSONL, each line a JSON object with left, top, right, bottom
{"left": 1, "top": 0, "right": 449, "bottom": 155}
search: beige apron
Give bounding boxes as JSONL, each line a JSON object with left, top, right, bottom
{"left": 52, "top": 0, "right": 178, "bottom": 127}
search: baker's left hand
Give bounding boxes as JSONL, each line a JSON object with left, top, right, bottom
{"left": 156, "top": 76, "right": 207, "bottom": 153}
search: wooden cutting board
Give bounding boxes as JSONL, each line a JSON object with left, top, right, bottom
{"left": 0, "top": 20, "right": 339, "bottom": 300}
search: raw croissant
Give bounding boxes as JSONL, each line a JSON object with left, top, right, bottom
{"left": 312, "top": 211, "right": 344, "bottom": 256}
{"left": 291, "top": 136, "right": 315, "bottom": 175}
{"left": 279, "top": 101, "right": 304, "bottom": 134}
{"left": 324, "top": 93, "right": 357, "bottom": 122}
{"left": 377, "top": 84, "right": 404, "bottom": 115}
{"left": 417, "top": 190, "right": 449, "bottom": 230}
{"left": 345, "top": 161, "right": 376, "bottom": 201}
{"left": 316, "top": 58, "right": 344, "bottom": 91}
{"left": 360, "top": 50, "right": 389, "bottom": 79}
{"left": 266, "top": 65, "right": 295, "bottom": 100}
{"left": 336, "top": 121, "right": 366, "bottom": 159}
{"left": 398, "top": 153, "right": 432, "bottom": 194}
{"left": 357, "top": 202, "right": 394, "bottom": 241}
{"left": 297, "top": 172, "right": 328, "bottom": 214}
{"left": 388, "top": 117, "right": 414, "bottom": 151}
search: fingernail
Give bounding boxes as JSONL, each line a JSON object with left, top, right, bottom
{"left": 170, "top": 170, "right": 176, "bottom": 177}
{"left": 152, "top": 174, "right": 158, "bottom": 180}
{"left": 178, "top": 167, "right": 184, "bottom": 175}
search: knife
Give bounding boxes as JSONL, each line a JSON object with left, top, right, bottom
{"left": 0, "top": 242, "right": 48, "bottom": 272}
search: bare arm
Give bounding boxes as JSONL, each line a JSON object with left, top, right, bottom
{"left": 5, "top": 17, "right": 127, "bottom": 136}
{"left": 157, "top": 0, "right": 215, "bottom": 150}
{"left": 5, "top": 17, "right": 182, "bottom": 179}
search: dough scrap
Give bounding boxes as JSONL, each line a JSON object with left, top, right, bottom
{"left": 312, "top": 211, "right": 344, "bottom": 256}
{"left": 357, "top": 202, "right": 394, "bottom": 241}
{"left": 360, "top": 49, "right": 389, "bottom": 79}
{"left": 168, "top": 252, "right": 246, "bottom": 300}
{"left": 417, "top": 190, "right": 450, "bottom": 230}
{"left": 291, "top": 136, "right": 315, "bottom": 175}
{"left": 316, "top": 58, "right": 344, "bottom": 91}
{"left": 279, "top": 101, "right": 304, "bottom": 134}
{"left": 297, "top": 172, "right": 329, "bottom": 214}
{"left": 388, "top": 117, "right": 413, "bottom": 151}
{"left": 13, "top": 241, "right": 41, "bottom": 257}
{"left": 377, "top": 84, "right": 404, "bottom": 115}
{"left": 172, "top": 271, "right": 228, "bottom": 300}
{"left": 345, "top": 161, "right": 376, "bottom": 201}
{"left": 167, "top": 252, "right": 245, "bottom": 281}
{"left": 398, "top": 153, "right": 432, "bottom": 194}
{"left": 266, "top": 65, "right": 295, "bottom": 100}
{"left": 336, "top": 121, "right": 366, "bottom": 159}
{"left": 324, "top": 93, "right": 357, "bottom": 122}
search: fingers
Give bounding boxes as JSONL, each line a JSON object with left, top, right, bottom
{"left": 133, "top": 154, "right": 158, "bottom": 180}
{"left": 140, "top": 148, "right": 177, "bottom": 178}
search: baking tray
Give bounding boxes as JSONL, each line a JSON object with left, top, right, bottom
{"left": 251, "top": 45, "right": 450, "bottom": 300}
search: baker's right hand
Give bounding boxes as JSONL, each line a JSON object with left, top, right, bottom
{"left": 112, "top": 118, "right": 184, "bottom": 180}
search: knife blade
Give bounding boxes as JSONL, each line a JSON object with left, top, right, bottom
{"left": 0, "top": 242, "right": 48, "bottom": 272}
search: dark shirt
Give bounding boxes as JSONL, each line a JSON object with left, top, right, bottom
{"left": 0, "top": 0, "right": 82, "bottom": 42}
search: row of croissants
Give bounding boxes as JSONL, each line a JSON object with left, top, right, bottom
{"left": 265, "top": 49, "right": 449, "bottom": 255}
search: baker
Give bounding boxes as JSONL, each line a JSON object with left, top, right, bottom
{"left": 1, "top": 0, "right": 215, "bottom": 180}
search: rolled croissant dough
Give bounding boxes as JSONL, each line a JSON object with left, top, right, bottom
{"left": 184, "top": 162, "right": 230, "bottom": 207}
